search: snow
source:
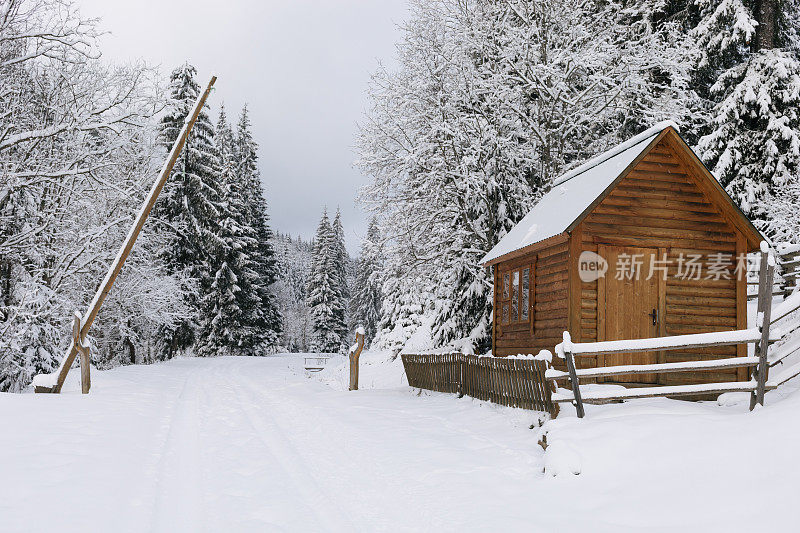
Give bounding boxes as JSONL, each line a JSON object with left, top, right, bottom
{"left": 558, "top": 327, "right": 777, "bottom": 355}
{"left": 30, "top": 372, "right": 57, "bottom": 388}
{"left": 481, "top": 124, "right": 671, "bottom": 264}
{"left": 4, "top": 353, "right": 800, "bottom": 532}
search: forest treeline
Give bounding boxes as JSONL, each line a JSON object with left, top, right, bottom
{"left": 355, "top": 0, "right": 800, "bottom": 354}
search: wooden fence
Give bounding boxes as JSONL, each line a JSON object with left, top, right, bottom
{"left": 401, "top": 353, "right": 559, "bottom": 418}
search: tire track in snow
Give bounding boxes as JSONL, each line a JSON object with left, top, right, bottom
{"left": 148, "top": 367, "right": 205, "bottom": 533}
{"left": 220, "top": 360, "right": 355, "bottom": 531}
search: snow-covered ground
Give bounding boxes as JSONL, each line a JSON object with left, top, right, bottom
{"left": 2, "top": 352, "right": 799, "bottom": 532}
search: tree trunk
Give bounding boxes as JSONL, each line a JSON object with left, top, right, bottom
{"left": 753, "top": 0, "right": 778, "bottom": 50}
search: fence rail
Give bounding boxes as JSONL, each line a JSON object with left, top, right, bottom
{"left": 402, "top": 353, "right": 559, "bottom": 418}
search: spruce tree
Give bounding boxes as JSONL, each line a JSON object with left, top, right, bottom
{"left": 331, "top": 208, "right": 350, "bottom": 345}
{"left": 195, "top": 105, "right": 266, "bottom": 356}
{"left": 349, "top": 218, "right": 383, "bottom": 345}
{"left": 696, "top": 0, "right": 800, "bottom": 219}
{"left": 155, "top": 63, "right": 224, "bottom": 357}
{"left": 234, "top": 105, "right": 282, "bottom": 345}
{"left": 307, "top": 210, "right": 345, "bottom": 353}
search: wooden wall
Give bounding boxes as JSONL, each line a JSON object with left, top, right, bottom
{"left": 494, "top": 237, "right": 568, "bottom": 357}
{"left": 573, "top": 136, "right": 748, "bottom": 384}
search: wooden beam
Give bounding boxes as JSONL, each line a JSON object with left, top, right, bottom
{"left": 752, "top": 251, "right": 775, "bottom": 409}
{"left": 34, "top": 76, "right": 217, "bottom": 394}
{"left": 567, "top": 327, "right": 775, "bottom": 357}
{"left": 547, "top": 356, "right": 759, "bottom": 380}
{"left": 553, "top": 380, "right": 763, "bottom": 403}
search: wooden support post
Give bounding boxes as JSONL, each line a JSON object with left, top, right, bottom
{"left": 72, "top": 312, "right": 90, "bottom": 394}
{"left": 751, "top": 246, "right": 775, "bottom": 410}
{"left": 349, "top": 329, "right": 365, "bottom": 391}
{"left": 562, "top": 331, "right": 585, "bottom": 418}
{"left": 34, "top": 76, "right": 217, "bottom": 394}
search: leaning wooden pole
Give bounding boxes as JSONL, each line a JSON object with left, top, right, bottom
{"left": 33, "top": 76, "right": 217, "bottom": 393}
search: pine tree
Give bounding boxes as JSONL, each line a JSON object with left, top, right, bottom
{"left": 696, "top": 0, "right": 800, "bottom": 219}
{"left": 331, "top": 208, "right": 350, "bottom": 345}
{"left": 307, "top": 210, "right": 346, "bottom": 353}
{"left": 349, "top": 218, "right": 383, "bottom": 345}
{"left": 195, "top": 105, "right": 265, "bottom": 356}
{"left": 234, "top": 105, "right": 282, "bottom": 346}
{"left": 155, "top": 63, "right": 224, "bottom": 357}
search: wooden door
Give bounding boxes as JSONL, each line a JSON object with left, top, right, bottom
{"left": 598, "top": 245, "right": 661, "bottom": 383}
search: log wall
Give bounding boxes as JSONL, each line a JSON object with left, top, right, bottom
{"left": 573, "top": 136, "right": 748, "bottom": 384}
{"left": 494, "top": 237, "right": 568, "bottom": 357}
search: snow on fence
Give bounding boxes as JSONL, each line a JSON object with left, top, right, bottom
{"left": 401, "top": 353, "right": 559, "bottom": 418}
{"left": 747, "top": 243, "right": 800, "bottom": 300}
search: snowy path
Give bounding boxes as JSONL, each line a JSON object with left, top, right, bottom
{"left": 2, "top": 354, "right": 800, "bottom": 532}
{"left": 0, "top": 356, "right": 546, "bottom": 532}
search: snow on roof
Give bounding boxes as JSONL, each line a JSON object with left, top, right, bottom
{"left": 481, "top": 121, "right": 678, "bottom": 265}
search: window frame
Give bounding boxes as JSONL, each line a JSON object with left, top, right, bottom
{"left": 498, "top": 261, "right": 534, "bottom": 328}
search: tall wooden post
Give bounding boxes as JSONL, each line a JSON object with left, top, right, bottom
{"left": 72, "top": 311, "right": 90, "bottom": 394}
{"left": 34, "top": 76, "right": 217, "bottom": 393}
{"left": 751, "top": 244, "right": 775, "bottom": 410}
{"left": 349, "top": 329, "right": 365, "bottom": 391}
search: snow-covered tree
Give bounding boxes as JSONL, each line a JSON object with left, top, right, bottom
{"left": 307, "top": 210, "right": 346, "bottom": 353}
{"left": 234, "top": 106, "right": 281, "bottom": 345}
{"left": 357, "top": 0, "right": 693, "bottom": 353}
{"left": 154, "top": 63, "right": 224, "bottom": 357}
{"left": 272, "top": 233, "right": 313, "bottom": 351}
{"left": 331, "top": 208, "right": 350, "bottom": 345}
{"left": 349, "top": 218, "right": 383, "bottom": 345}
{"left": 696, "top": 0, "right": 800, "bottom": 219}
{"left": 0, "top": 0, "right": 186, "bottom": 389}
{"left": 195, "top": 106, "right": 260, "bottom": 356}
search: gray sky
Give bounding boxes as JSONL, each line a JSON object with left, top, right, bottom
{"left": 77, "top": 0, "right": 409, "bottom": 254}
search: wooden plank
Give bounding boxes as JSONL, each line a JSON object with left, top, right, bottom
{"left": 553, "top": 380, "right": 762, "bottom": 402}
{"left": 568, "top": 227, "right": 582, "bottom": 342}
{"left": 563, "top": 334, "right": 585, "bottom": 418}
{"left": 482, "top": 233, "right": 568, "bottom": 267}
{"left": 547, "top": 356, "right": 759, "bottom": 380}
{"left": 752, "top": 254, "right": 775, "bottom": 409}
{"left": 569, "top": 327, "right": 773, "bottom": 356}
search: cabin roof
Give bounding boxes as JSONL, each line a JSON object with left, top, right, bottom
{"left": 481, "top": 122, "right": 764, "bottom": 266}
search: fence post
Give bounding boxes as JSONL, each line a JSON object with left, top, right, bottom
{"left": 751, "top": 245, "right": 775, "bottom": 410}
{"left": 562, "top": 331, "right": 584, "bottom": 418}
{"left": 457, "top": 355, "right": 465, "bottom": 398}
{"left": 349, "top": 329, "right": 364, "bottom": 391}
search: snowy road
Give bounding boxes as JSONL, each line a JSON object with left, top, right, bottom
{"left": 3, "top": 354, "right": 800, "bottom": 532}
{"left": 0, "top": 356, "right": 548, "bottom": 532}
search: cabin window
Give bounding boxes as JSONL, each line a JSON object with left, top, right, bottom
{"left": 499, "top": 265, "right": 533, "bottom": 326}
{"left": 521, "top": 268, "right": 530, "bottom": 321}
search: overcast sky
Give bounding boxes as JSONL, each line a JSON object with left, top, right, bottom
{"left": 77, "top": 0, "right": 409, "bottom": 254}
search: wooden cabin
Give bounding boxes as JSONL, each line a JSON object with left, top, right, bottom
{"left": 481, "top": 123, "right": 764, "bottom": 386}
